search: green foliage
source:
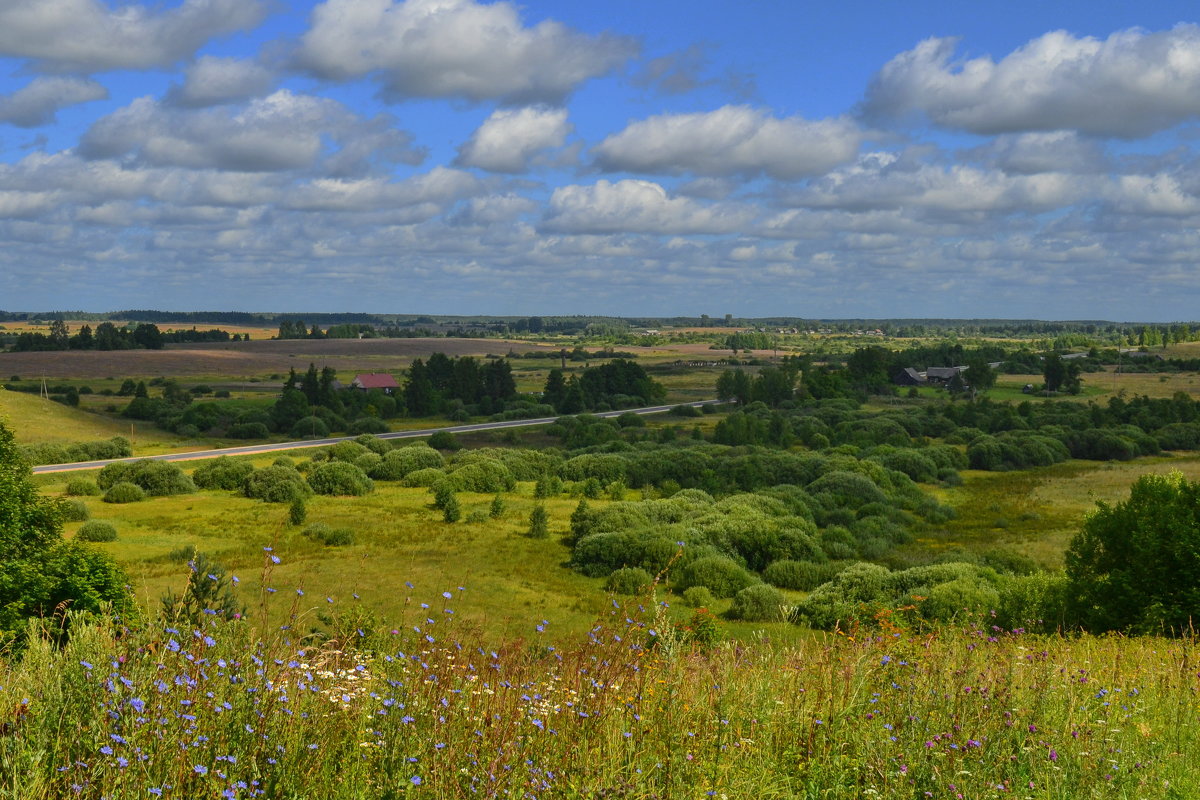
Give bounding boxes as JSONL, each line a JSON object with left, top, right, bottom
{"left": 403, "top": 467, "right": 446, "bottom": 488}
{"left": 442, "top": 494, "right": 462, "bottom": 523}
{"left": 192, "top": 456, "right": 255, "bottom": 491}
{"left": 681, "top": 586, "right": 716, "bottom": 608}
{"left": 65, "top": 479, "right": 101, "bottom": 496}
{"left": 763, "top": 559, "right": 846, "bottom": 591}
{"left": 428, "top": 431, "right": 461, "bottom": 451}
{"left": 1066, "top": 472, "right": 1200, "bottom": 634}
{"left": 528, "top": 504, "right": 549, "bottom": 539}
{"left": 98, "top": 459, "right": 195, "bottom": 496}
{"left": 290, "top": 416, "right": 330, "bottom": 438}
{"left": 76, "top": 521, "right": 117, "bottom": 542}
{"left": 489, "top": 494, "right": 506, "bottom": 519}
{"left": 348, "top": 416, "right": 389, "bottom": 435}
{"left": 605, "top": 567, "right": 653, "bottom": 595}
{"left": 673, "top": 556, "right": 758, "bottom": 598}
{"left": 442, "top": 459, "right": 515, "bottom": 493}
{"left": 302, "top": 523, "right": 356, "bottom": 547}
{"left": 728, "top": 584, "right": 786, "bottom": 622}
{"left": 370, "top": 445, "right": 445, "bottom": 481}
{"left": 61, "top": 499, "right": 89, "bottom": 522}
{"left": 244, "top": 465, "right": 312, "bottom": 503}
{"left": 307, "top": 462, "right": 374, "bottom": 496}
{"left": 160, "top": 552, "right": 245, "bottom": 625}
{"left": 103, "top": 481, "right": 145, "bottom": 504}
{"left": 289, "top": 497, "right": 307, "bottom": 526}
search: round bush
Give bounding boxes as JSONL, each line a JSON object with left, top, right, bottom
{"left": 404, "top": 467, "right": 447, "bottom": 488}
{"left": 673, "top": 555, "right": 758, "bottom": 598}
{"left": 290, "top": 416, "right": 330, "bottom": 439}
{"left": 443, "top": 459, "right": 515, "bottom": 493}
{"left": 428, "top": 431, "right": 461, "bottom": 451}
{"left": 227, "top": 422, "right": 269, "bottom": 439}
{"left": 728, "top": 584, "right": 786, "bottom": 622}
{"left": 76, "top": 520, "right": 118, "bottom": 542}
{"left": 244, "top": 465, "right": 312, "bottom": 503}
{"left": 192, "top": 456, "right": 254, "bottom": 490}
{"left": 65, "top": 479, "right": 101, "bottom": 497}
{"left": 605, "top": 567, "right": 653, "bottom": 595}
{"left": 681, "top": 586, "right": 716, "bottom": 608}
{"left": 764, "top": 559, "right": 844, "bottom": 591}
{"left": 60, "top": 498, "right": 90, "bottom": 521}
{"left": 307, "top": 462, "right": 374, "bottom": 496}
{"left": 98, "top": 460, "right": 195, "bottom": 496}
{"left": 353, "top": 453, "right": 383, "bottom": 474}
{"left": 349, "top": 416, "right": 390, "bottom": 435}
{"left": 103, "top": 482, "right": 145, "bottom": 504}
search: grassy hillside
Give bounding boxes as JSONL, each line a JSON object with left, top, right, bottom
{"left": 0, "top": 388, "right": 180, "bottom": 452}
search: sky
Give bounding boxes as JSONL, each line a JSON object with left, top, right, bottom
{"left": 1, "top": 1, "right": 1200, "bottom": 320}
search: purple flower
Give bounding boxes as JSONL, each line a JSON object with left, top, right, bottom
{"left": 410, "top": 776, "right": 422, "bottom": 786}
{"left": 1049, "top": 749, "right": 1059, "bottom": 762}
{"left": 194, "top": 764, "right": 208, "bottom": 775}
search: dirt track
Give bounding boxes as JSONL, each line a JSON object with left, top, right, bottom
{"left": 0, "top": 338, "right": 559, "bottom": 380}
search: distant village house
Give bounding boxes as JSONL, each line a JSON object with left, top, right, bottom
{"left": 351, "top": 373, "right": 399, "bottom": 394}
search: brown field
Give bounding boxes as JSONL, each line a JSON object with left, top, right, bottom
{"left": 0, "top": 337, "right": 559, "bottom": 380}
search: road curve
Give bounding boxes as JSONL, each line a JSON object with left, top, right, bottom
{"left": 32, "top": 400, "right": 725, "bottom": 474}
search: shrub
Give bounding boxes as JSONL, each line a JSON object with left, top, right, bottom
{"left": 60, "top": 499, "right": 89, "bottom": 522}
{"left": 605, "top": 567, "right": 653, "bottom": 595}
{"left": 98, "top": 460, "right": 195, "bottom": 496}
{"left": 404, "top": 467, "right": 446, "bottom": 488}
{"left": 290, "top": 416, "right": 330, "bottom": 438}
{"left": 428, "top": 431, "right": 461, "bottom": 451}
{"left": 353, "top": 453, "right": 383, "bottom": 475}
{"left": 289, "top": 497, "right": 307, "bottom": 526}
{"left": 160, "top": 552, "right": 245, "bottom": 625}
{"left": 681, "top": 586, "right": 716, "bottom": 608}
{"left": 244, "top": 465, "right": 312, "bottom": 503}
{"left": 371, "top": 446, "right": 444, "bottom": 481}
{"left": 528, "top": 504, "right": 549, "bottom": 538}
{"left": 348, "top": 416, "right": 389, "bottom": 435}
{"left": 65, "top": 479, "right": 101, "bottom": 497}
{"left": 806, "top": 471, "right": 887, "bottom": 509}
{"left": 673, "top": 556, "right": 758, "bottom": 598}
{"left": 307, "top": 462, "right": 374, "bottom": 496}
{"left": 227, "top": 422, "right": 269, "bottom": 439}
{"left": 302, "top": 523, "right": 356, "bottom": 547}
{"left": 443, "top": 460, "right": 515, "bottom": 493}
{"left": 76, "top": 521, "right": 117, "bottom": 542}
{"left": 728, "top": 584, "right": 785, "bottom": 622}
{"left": 192, "top": 457, "right": 255, "bottom": 491}
{"left": 489, "top": 495, "right": 506, "bottom": 519}
{"left": 442, "top": 494, "right": 462, "bottom": 523}
{"left": 329, "top": 441, "right": 371, "bottom": 463}
{"left": 103, "top": 482, "right": 145, "bottom": 504}
{"left": 764, "top": 559, "right": 845, "bottom": 591}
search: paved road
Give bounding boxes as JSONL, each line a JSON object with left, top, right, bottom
{"left": 32, "top": 400, "right": 724, "bottom": 474}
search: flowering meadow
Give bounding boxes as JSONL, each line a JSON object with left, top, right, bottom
{"left": 2, "top": 574, "right": 1198, "bottom": 800}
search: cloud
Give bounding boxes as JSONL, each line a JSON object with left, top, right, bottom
{"left": 455, "top": 107, "right": 572, "bottom": 173}
{"left": 295, "top": 0, "right": 637, "bottom": 104}
{"left": 284, "top": 167, "right": 482, "bottom": 212}
{"left": 630, "top": 44, "right": 756, "bottom": 99}
{"left": 167, "top": 57, "right": 275, "bottom": 108}
{"left": 0, "top": 0, "right": 268, "bottom": 72}
{"left": 542, "top": 179, "right": 753, "bottom": 235}
{"left": 593, "top": 106, "right": 862, "bottom": 179}
{"left": 79, "top": 91, "right": 425, "bottom": 173}
{"left": 864, "top": 25, "right": 1200, "bottom": 138}
{"left": 0, "top": 77, "right": 107, "bottom": 127}
{"left": 965, "top": 132, "right": 1109, "bottom": 175}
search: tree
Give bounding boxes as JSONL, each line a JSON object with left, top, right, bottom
{"left": 1043, "top": 353, "right": 1066, "bottom": 393}
{"left": 0, "top": 420, "right": 132, "bottom": 644}
{"left": 528, "top": 504, "right": 549, "bottom": 538}
{"left": 1066, "top": 472, "right": 1200, "bottom": 633}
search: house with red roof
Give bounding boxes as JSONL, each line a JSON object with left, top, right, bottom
{"left": 351, "top": 373, "right": 399, "bottom": 394}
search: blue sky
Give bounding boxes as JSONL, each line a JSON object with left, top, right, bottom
{"left": 2, "top": 0, "right": 1200, "bottom": 320}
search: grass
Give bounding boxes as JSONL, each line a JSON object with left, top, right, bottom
{"left": 2, "top": 596, "right": 1198, "bottom": 799}
{"left": 0, "top": 389, "right": 182, "bottom": 453}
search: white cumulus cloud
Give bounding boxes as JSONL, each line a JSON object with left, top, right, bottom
{"left": 593, "top": 106, "right": 862, "bottom": 179}
{"left": 456, "top": 107, "right": 572, "bottom": 172}
{"left": 167, "top": 57, "right": 275, "bottom": 107}
{"left": 295, "top": 0, "right": 637, "bottom": 104}
{"left": 542, "top": 179, "right": 753, "bottom": 235}
{"left": 864, "top": 25, "right": 1200, "bottom": 138}
{"left": 0, "top": 77, "right": 107, "bottom": 127}
{"left": 0, "top": 0, "right": 268, "bottom": 72}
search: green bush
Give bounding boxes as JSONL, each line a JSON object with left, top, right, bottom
{"left": 605, "top": 567, "right": 653, "bottom": 595}
{"left": 98, "top": 460, "right": 195, "bottom": 496}
{"left": 371, "top": 445, "right": 444, "bottom": 480}
{"left": 227, "top": 422, "right": 269, "bottom": 439}
{"left": 764, "top": 559, "right": 845, "bottom": 591}
{"left": 60, "top": 499, "right": 90, "bottom": 522}
{"left": 307, "top": 462, "right": 374, "bottom": 496}
{"left": 673, "top": 555, "right": 758, "bottom": 598}
{"left": 353, "top": 453, "right": 383, "bottom": 475}
{"left": 728, "top": 584, "right": 785, "bottom": 622}
{"left": 348, "top": 416, "right": 389, "bottom": 435}
{"left": 65, "top": 479, "right": 101, "bottom": 496}
{"left": 302, "top": 523, "right": 356, "bottom": 547}
{"left": 290, "top": 416, "right": 330, "bottom": 438}
{"left": 404, "top": 467, "right": 446, "bottom": 488}
{"left": 528, "top": 504, "right": 549, "bottom": 538}
{"left": 428, "top": 431, "right": 461, "bottom": 451}
{"left": 103, "top": 482, "right": 145, "bottom": 504}
{"left": 681, "top": 586, "right": 716, "bottom": 608}
{"left": 244, "top": 465, "right": 312, "bottom": 503}
{"left": 76, "top": 521, "right": 117, "bottom": 542}
{"left": 442, "top": 459, "right": 515, "bottom": 493}
{"left": 192, "top": 456, "right": 255, "bottom": 490}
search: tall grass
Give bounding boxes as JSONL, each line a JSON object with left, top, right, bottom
{"left": 2, "top": 580, "right": 1198, "bottom": 799}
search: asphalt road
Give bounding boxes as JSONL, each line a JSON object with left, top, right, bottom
{"left": 31, "top": 400, "right": 724, "bottom": 474}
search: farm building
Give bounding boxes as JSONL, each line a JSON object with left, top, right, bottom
{"left": 351, "top": 373, "right": 399, "bottom": 394}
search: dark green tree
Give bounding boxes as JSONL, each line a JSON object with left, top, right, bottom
{"left": 1066, "top": 472, "right": 1200, "bottom": 633}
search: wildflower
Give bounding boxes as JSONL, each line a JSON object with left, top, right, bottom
{"left": 1049, "top": 749, "right": 1059, "bottom": 762}
{"left": 194, "top": 765, "right": 208, "bottom": 775}
{"left": 411, "top": 776, "right": 422, "bottom": 786}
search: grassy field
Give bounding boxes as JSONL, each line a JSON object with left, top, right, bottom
{"left": 0, "top": 388, "right": 183, "bottom": 454}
